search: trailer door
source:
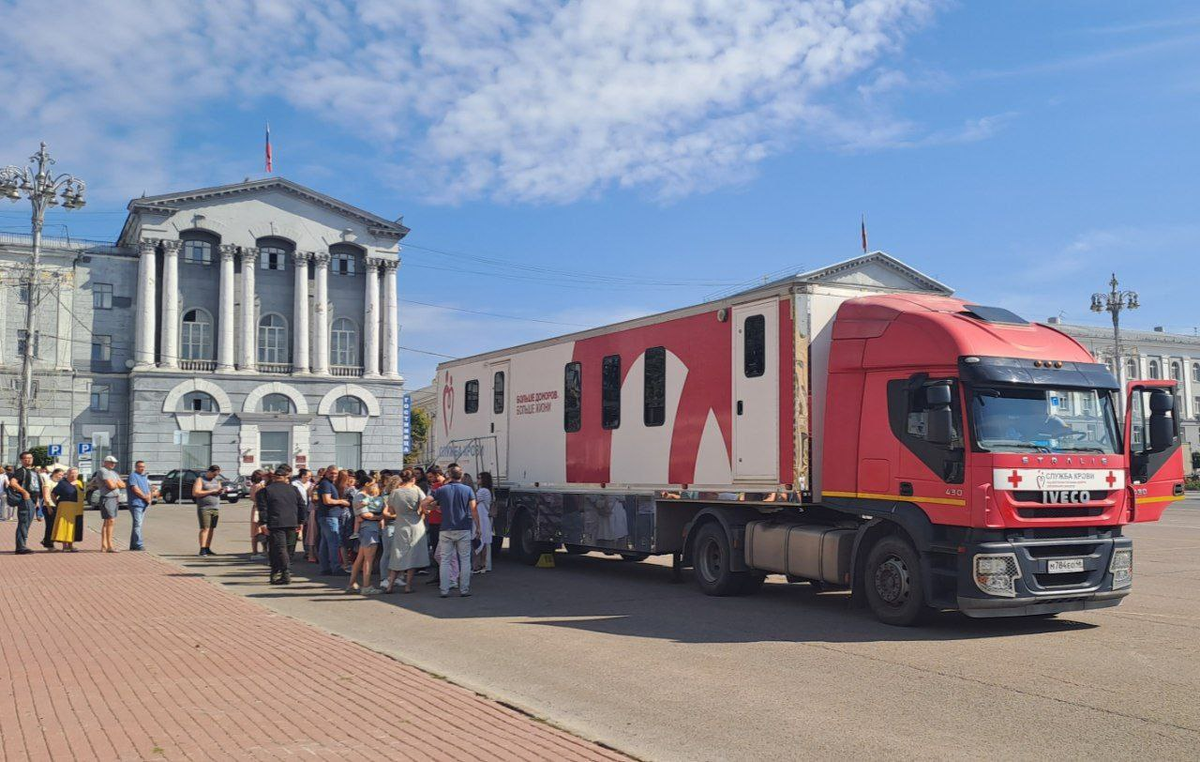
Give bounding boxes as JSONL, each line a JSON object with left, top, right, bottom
{"left": 489, "top": 361, "right": 510, "bottom": 479}
{"left": 732, "top": 300, "right": 779, "bottom": 481}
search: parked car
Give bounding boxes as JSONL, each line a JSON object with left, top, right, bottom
{"left": 158, "top": 469, "right": 241, "bottom": 504}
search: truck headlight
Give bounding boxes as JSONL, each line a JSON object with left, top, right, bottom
{"left": 1109, "top": 548, "right": 1133, "bottom": 589}
{"left": 974, "top": 553, "right": 1020, "bottom": 598}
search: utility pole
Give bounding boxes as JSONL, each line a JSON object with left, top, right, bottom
{"left": 1091, "top": 273, "right": 1139, "bottom": 406}
{"left": 0, "top": 143, "right": 87, "bottom": 455}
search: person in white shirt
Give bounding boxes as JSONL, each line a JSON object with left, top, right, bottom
{"left": 290, "top": 468, "right": 312, "bottom": 557}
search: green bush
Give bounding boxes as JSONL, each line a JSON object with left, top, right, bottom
{"left": 1185, "top": 476, "right": 1200, "bottom": 492}
{"left": 27, "top": 445, "right": 54, "bottom": 467}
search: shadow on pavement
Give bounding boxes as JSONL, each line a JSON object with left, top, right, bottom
{"left": 156, "top": 547, "right": 1099, "bottom": 646}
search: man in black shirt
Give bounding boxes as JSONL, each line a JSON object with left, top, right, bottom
{"left": 8, "top": 452, "right": 48, "bottom": 555}
{"left": 255, "top": 464, "right": 307, "bottom": 584}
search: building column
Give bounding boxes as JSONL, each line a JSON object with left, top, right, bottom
{"left": 382, "top": 259, "right": 400, "bottom": 378}
{"left": 363, "top": 258, "right": 381, "bottom": 377}
{"left": 239, "top": 247, "right": 258, "bottom": 371}
{"left": 134, "top": 240, "right": 158, "bottom": 368}
{"left": 216, "top": 244, "right": 237, "bottom": 372}
{"left": 160, "top": 240, "right": 181, "bottom": 369}
{"left": 312, "top": 253, "right": 330, "bottom": 375}
{"left": 292, "top": 251, "right": 311, "bottom": 375}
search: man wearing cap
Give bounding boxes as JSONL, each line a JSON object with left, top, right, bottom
{"left": 92, "top": 455, "right": 126, "bottom": 553}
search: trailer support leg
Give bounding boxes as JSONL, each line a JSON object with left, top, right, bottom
{"left": 671, "top": 552, "right": 683, "bottom": 583}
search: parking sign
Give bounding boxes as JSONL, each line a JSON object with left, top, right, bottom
{"left": 77, "top": 442, "right": 93, "bottom": 456}
{"left": 48, "top": 444, "right": 63, "bottom": 457}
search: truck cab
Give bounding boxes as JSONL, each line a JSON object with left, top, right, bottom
{"left": 821, "top": 295, "right": 1184, "bottom": 622}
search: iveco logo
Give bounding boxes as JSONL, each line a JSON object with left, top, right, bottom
{"left": 1043, "top": 490, "right": 1091, "bottom": 504}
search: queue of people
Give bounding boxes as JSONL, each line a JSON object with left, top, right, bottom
{"left": 250, "top": 462, "right": 496, "bottom": 597}
{"left": 6, "top": 451, "right": 159, "bottom": 555}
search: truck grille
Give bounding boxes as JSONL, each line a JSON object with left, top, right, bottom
{"left": 1012, "top": 491, "right": 1113, "bottom": 504}
{"left": 1016, "top": 505, "right": 1105, "bottom": 519}
{"left": 1034, "top": 571, "right": 1092, "bottom": 588}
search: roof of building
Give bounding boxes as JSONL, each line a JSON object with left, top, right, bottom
{"left": 118, "top": 177, "right": 409, "bottom": 244}
{"left": 727, "top": 251, "right": 954, "bottom": 298}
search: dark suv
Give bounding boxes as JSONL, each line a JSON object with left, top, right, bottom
{"left": 159, "top": 469, "right": 241, "bottom": 504}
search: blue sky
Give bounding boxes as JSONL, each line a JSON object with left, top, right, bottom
{"left": 2, "top": 0, "right": 1198, "bottom": 385}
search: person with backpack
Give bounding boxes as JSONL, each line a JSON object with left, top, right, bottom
{"left": 9, "top": 452, "right": 48, "bottom": 555}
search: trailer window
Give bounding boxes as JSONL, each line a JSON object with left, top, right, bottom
{"left": 465, "top": 380, "right": 479, "bottom": 414}
{"left": 645, "top": 347, "right": 666, "bottom": 427}
{"left": 564, "top": 362, "right": 582, "bottom": 432}
{"left": 602, "top": 355, "right": 621, "bottom": 429}
{"left": 493, "top": 371, "right": 505, "bottom": 414}
{"left": 744, "top": 314, "right": 766, "bottom": 378}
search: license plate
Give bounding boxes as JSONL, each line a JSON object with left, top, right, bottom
{"left": 1047, "top": 558, "right": 1085, "bottom": 574}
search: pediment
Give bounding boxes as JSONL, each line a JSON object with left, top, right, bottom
{"left": 795, "top": 252, "right": 953, "bottom": 294}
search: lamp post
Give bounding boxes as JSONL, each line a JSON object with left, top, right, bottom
{"left": 1091, "top": 273, "right": 1139, "bottom": 394}
{"left": 0, "top": 143, "right": 87, "bottom": 455}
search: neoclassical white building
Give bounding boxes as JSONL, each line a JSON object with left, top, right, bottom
{"left": 0, "top": 177, "right": 410, "bottom": 473}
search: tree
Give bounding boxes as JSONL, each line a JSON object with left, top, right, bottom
{"left": 405, "top": 407, "right": 431, "bottom": 466}
{"left": 28, "top": 445, "right": 54, "bottom": 467}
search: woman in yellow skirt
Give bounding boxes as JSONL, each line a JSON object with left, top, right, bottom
{"left": 51, "top": 467, "right": 85, "bottom": 552}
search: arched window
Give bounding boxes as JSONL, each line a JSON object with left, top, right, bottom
{"left": 181, "top": 230, "right": 218, "bottom": 265}
{"left": 330, "top": 317, "right": 359, "bottom": 366}
{"left": 261, "top": 393, "right": 295, "bottom": 413}
{"left": 180, "top": 391, "right": 217, "bottom": 413}
{"left": 329, "top": 243, "right": 361, "bottom": 276}
{"left": 257, "top": 236, "right": 293, "bottom": 271}
{"left": 1192, "top": 362, "right": 1200, "bottom": 383}
{"left": 334, "top": 395, "right": 366, "bottom": 415}
{"left": 1149, "top": 360, "right": 1160, "bottom": 379}
{"left": 257, "top": 314, "right": 289, "bottom": 365}
{"left": 1125, "top": 358, "right": 1138, "bottom": 380}
{"left": 181, "top": 308, "right": 214, "bottom": 361}
{"left": 1171, "top": 361, "right": 1183, "bottom": 382}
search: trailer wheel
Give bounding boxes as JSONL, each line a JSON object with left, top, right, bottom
{"left": 692, "top": 523, "right": 750, "bottom": 596}
{"left": 510, "top": 511, "right": 545, "bottom": 566}
{"left": 863, "top": 535, "right": 928, "bottom": 626}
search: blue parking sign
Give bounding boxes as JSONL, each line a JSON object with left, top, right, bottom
{"left": 48, "top": 444, "right": 62, "bottom": 457}
{"left": 77, "top": 442, "right": 93, "bottom": 456}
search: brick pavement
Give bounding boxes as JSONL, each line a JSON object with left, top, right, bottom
{"left": 0, "top": 530, "right": 629, "bottom": 761}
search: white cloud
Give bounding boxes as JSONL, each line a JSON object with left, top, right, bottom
{"left": 0, "top": 0, "right": 969, "bottom": 204}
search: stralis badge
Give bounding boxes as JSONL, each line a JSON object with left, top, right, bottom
{"left": 992, "top": 468, "right": 1124, "bottom": 492}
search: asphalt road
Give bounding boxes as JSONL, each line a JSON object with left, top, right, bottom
{"left": 92, "top": 500, "right": 1200, "bottom": 761}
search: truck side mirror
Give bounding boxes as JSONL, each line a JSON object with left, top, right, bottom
{"left": 1148, "top": 390, "right": 1176, "bottom": 453}
{"left": 927, "top": 408, "right": 953, "bottom": 446}
{"left": 926, "top": 384, "right": 952, "bottom": 406}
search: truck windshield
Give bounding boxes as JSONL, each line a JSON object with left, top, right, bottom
{"left": 970, "top": 387, "right": 1120, "bottom": 454}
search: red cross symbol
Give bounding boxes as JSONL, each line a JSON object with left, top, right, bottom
{"left": 1007, "top": 469, "right": 1023, "bottom": 488}
{"left": 1105, "top": 471, "right": 1117, "bottom": 488}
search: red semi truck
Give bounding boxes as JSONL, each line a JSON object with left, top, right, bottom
{"left": 436, "top": 254, "right": 1184, "bottom": 624}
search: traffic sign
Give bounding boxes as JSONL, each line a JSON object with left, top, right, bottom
{"left": 77, "top": 442, "right": 93, "bottom": 456}
{"left": 48, "top": 444, "right": 62, "bottom": 457}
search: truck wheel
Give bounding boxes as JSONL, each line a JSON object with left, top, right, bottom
{"left": 618, "top": 553, "right": 647, "bottom": 563}
{"left": 510, "top": 511, "right": 544, "bottom": 566}
{"left": 863, "top": 535, "right": 928, "bottom": 626}
{"left": 693, "top": 523, "right": 748, "bottom": 596}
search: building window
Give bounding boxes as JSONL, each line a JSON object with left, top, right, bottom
{"left": 181, "top": 308, "right": 214, "bottom": 361}
{"left": 180, "top": 431, "right": 212, "bottom": 471}
{"left": 259, "top": 431, "right": 290, "bottom": 470}
{"left": 1171, "top": 361, "right": 1182, "bottom": 382}
{"left": 330, "top": 244, "right": 360, "bottom": 276}
{"left": 180, "top": 391, "right": 217, "bottom": 413}
{"left": 1149, "top": 360, "right": 1160, "bottom": 380}
{"left": 93, "top": 283, "right": 113, "bottom": 310}
{"left": 644, "top": 346, "right": 666, "bottom": 427}
{"left": 1193, "top": 363, "right": 1200, "bottom": 383}
{"left": 743, "top": 314, "right": 766, "bottom": 378}
{"left": 91, "top": 335, "right": 112, "bottom": 362}
{"left": 261, "top": 393, "right": 294, "bottom": 414}
{"left": 564, "top": 362, "right": 581, "bottom": 432}
{"left": 1125, "top": 359, "right": 1138, "bottom": 380}
{"left": 602, "top": 355, "right": 621, "bottom": 430}
{"left": 330, "top": 317, "right": 359, "bottom": 366}
{"left": 335, "top": 432, "right": 362, "bottom": 470}
{"left": 465, "top": 380, "right": 480, "bottom": 414}
{"left": 1193, "top": 396, "right": 1200, "bottom": 419}
{"left": 182, "top": 239, "right": 213, "bottom": 264}
{"left": 334, "top": 395, "right": 366, "bottom": 415}
{"left": 257, "top": 314, "right": 288, "bottom": 364}
{"left": 259, "top": 246, "right": 288, "bottom": 271}
{"left": 90, "top": 384, "right": 110, "bottom": 412}
{"left": 16, "top": 329, "right": 38, "bottom": 359}
{"left": 493, "top": 371, "right": 505, "bottom": 414}
{"left": 18, "top": 283, "right": 30, "bottom": 304}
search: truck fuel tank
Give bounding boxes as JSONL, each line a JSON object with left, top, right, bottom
{"left": 745, "top": 521, "right": 854, "bottom": 585}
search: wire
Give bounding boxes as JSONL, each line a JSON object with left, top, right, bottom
{"left": 398, "top": 345, "right": 457, "bottom": 359}
{"left": 401, "top": 298, "right": 588, "bottom": 327}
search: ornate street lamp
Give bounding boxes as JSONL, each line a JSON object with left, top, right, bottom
{"left": 0, "top": 143, "right": 87, "bottom": 455}
{"left": 1091, "top": 273, "right": 1138, "bottom": 393}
